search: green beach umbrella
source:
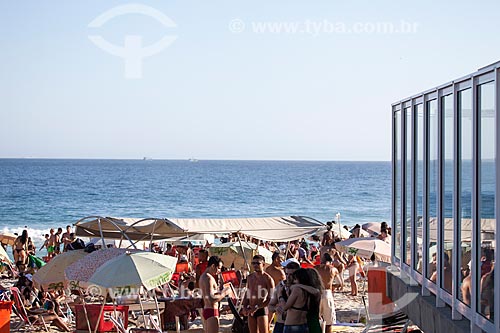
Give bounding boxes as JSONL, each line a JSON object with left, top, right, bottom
{"left": 88, "top": 251, "right": 177, "bottom": 290}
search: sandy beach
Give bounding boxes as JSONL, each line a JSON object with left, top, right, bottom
{"left": 5, "top": 271, "right": 368, "bottom": 333}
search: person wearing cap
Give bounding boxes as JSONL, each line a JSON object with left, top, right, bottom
{"left": 242, "top": 255, "right": 275, "bottom": 333}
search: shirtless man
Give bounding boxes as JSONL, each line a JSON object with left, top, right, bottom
{"left": 61, "top": 225, "right": 72, "bottom": 252}
{"left": 242, "top": 255, "right": 275, "bottom": 333}
{"left": 264, "top": 252, "right": 285, "bottom": 327}
{"left": 47, "top": 229, "right": 57, "bottom": 258}
{"left": 195, "top": 250, "right": 209, "bottom": 288}
{"left": 199, "top": 256, "right": 231, "bottom": 333}
{"left": 461, "top": 271, "right": 472, "bottom": 306}
{"left": 430, "top": 253, "right": 452, "bottom": 293}
{"left": 315, "top": 253, "right": 339, "bottom": 333}
{"left": 54, "top": 228, "right": 63, "bottom": 255}
{"left": 265, "top": 252, "right": 286, "bottom": 286}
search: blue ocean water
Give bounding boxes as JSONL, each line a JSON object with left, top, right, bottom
{"left": 0, "top": 159, "right": 391, "bottom": 246}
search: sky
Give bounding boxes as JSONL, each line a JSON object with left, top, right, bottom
{"left": 1, "top": 0, "right": 499, "bottom": 161}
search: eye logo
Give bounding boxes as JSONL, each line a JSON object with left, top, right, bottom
{"left": 88, "top": 4, "right": 177, "bottom": 79}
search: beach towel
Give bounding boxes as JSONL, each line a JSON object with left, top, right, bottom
{"left": 28, "top": 255, "right": 46, "bottom": 269}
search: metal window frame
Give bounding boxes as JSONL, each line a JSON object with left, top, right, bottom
{"left": 421, "top": 95, "right": 431, "bottom": 296}
{"left": 391, "top": 63, "right": 500, "bottom": 333}
{"left": 392, "top": 105, "right": 403, "bottom": 266}
{"left": 414, "top": 103, "right": 424, "bottom": 274}
{"left": 495, "top": 66, "right": 500, "bottom": 333}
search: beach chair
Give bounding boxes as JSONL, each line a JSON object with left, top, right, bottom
{"left": 362, "top": 311, "right": 411, "bottom": 332}
{"left": 362, "top": 266, "right": 411, "bottom": 332}
{"left": 221, "top": 270, "right": 241, "bottom": 288}
{"left": 300, "top": 262, "right": 315, "bottom": 269}
{"left": 170, "top": 273, "right": 180, "bottom": 288}
{"left": 227, "top": 295, "right": 249, "bottom": 333}
{"left": 175, "top": 262, "right": 190, "bottom": 274}
{"left": 10, "top": 286, "right": 49, "bottom": 331}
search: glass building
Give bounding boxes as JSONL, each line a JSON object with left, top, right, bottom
{"left": 392, "top": 61, "right": 499, "bottom": 332}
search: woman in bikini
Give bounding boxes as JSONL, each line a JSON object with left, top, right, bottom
{"left": 14, "top": 230, "right": 29, "bottom": 269}
{"left": 278, "top": 268, "right": 322, "bottom": 333}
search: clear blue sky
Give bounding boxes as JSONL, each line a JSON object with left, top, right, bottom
{"left": 1, "top": 0, "right": 499, "bottom": 161}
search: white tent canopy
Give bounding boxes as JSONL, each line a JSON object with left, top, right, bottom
{"left": 75, "top": 217, "right": 186, "bottom": 241}
{"left": 166, "top": 216, "right": 324, "bottom": 242}
{"left": 74, "top": 216, "right": 324, "bottom": 243}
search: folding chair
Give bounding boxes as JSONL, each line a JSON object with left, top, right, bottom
{"left": 221, "top": 270, "right": 240, "bottom": 288}
{"left": 227, "top": 296, "right": 249, "bottom": 333}
{"left": 175, "top": 263, "right": 190, "bottom": 274}
{"left": 10, "top": 287, "right": 49, "bottom": 331}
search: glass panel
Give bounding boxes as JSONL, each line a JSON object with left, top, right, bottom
{"left": 415, "top": 104, "right": 424, "bottom": 272}
{"left": 458, "top": 89, "right": 472, "bottom": 305}
{"left": 435, "top": 94, "right": 453, "bottom": 294}
{"left": 395, "top": 111, "right": 402, "bottom": 259}
{"left": 427, "top": 100, "right": 438, "bottom": 281}
{"left": 477, "top": 82, "right": 495, "bottom": 321}
{"left": 405, "top": 107, "right": 412, "bottom": 266}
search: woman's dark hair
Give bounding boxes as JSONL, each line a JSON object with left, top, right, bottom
{"left": 291, "top": 268, "right": 323, "bottom": 312}
{"left": 292, "top": 268, "right": 324, "bottom": 291}
{"left": 20, "top": 230, "right": 28, "bottom": 244}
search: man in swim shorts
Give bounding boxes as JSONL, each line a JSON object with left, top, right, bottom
{"left": 199, "top": 256, "right": 232, "bottom": 333}
{"left": 47, "top": 229, "right": 56, "bottom": 258}
{"left": 242, "top": 255, "right": 275, "bottom": 333}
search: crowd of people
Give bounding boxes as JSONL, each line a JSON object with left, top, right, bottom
{"left": 7, "top": 226, "right": 87, "bottom": 273}
{"left": 171, "top": 221, "right": 393, "bottom": 333}
{"left": 2, "top": 221, "right": 392, "bottom": 333}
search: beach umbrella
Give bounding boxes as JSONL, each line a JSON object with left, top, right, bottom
{"left": 208, "top": 241, "right": 272, "bottom": 270}
{"left": 0, "top": 245, "right": 11, "bottom": 263}
{"left": 316, "top": 225, "right": 351, "bottom": 240}
{"left": 33, "top": 249, "right": 87, "bottom": 290}
{"left": 0, "top": 232, "right": 17, "bottom": 246}
{"left": 335, "top": 238, "right": 391, "bottom": 263}
{"left": 88, "top": 251, "right": 177, "bottom": 290}
{"left": 88, "top": 252, "right": 177, "bottom": 330}
{"left": 361, "top": 222, "right": 382, "bottom": 236}
{"left": 65, "top": 248, "right": 140, "bottom": 288}
{"left": 350, "top": 227, "right": 371, "bottom": 238}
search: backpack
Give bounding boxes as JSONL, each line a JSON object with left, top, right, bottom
{"left": 68, "top": 238, "right": 85, "bottom": 250}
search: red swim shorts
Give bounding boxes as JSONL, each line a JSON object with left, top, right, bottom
{"left": 202, "top": 308, "right": 220, "bottom": 320}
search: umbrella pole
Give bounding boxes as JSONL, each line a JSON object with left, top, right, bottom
{"left": 139, "top": 291, "right": 146, "bottom": 328}
{"left": 153, "top": 291, "right": 162, "bottom": 330}
{"left": 95, "top": 296, "right": 107, "bottom": 333}
{"left": 97, "top": 217, "right": 105, "bottom": 251}
{"left": 237, "top": 234, "right": 250, "bottom": 272}
{"left": 81, "top": 292, "right": 92, "bottom": 333}
{"left": 361, "top": 263, "right": 370, "bottom": 322}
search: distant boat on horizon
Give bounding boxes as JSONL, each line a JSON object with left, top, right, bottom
{"left": 143, "top": 157, "right": 153, "bottom": 161}
{"left": 188, "top": 158, "right": 199, "bottom": 162}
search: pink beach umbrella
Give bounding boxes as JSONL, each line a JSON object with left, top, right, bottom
{"left": 335, "top": 237, "right": 391, "bottom": 263}
{"left": 362, "top": 222, "right": 383, "bottom": 236}
{"left": 65, "top": 248, "right": 141, "bottom": 288}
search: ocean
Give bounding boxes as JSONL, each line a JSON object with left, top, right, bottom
{"left": 0, "top": 159, "right": 391, "bottom": 248}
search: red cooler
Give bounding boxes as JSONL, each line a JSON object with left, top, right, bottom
{"left": 0, "top": 301, "right": 13, "bottom": 333}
